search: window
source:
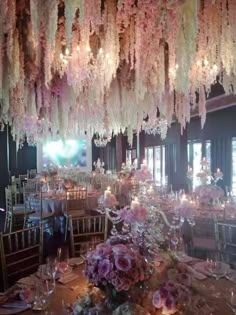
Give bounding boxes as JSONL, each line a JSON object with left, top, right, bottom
{"left": 126, "top": 149, "right": 132, "bottom": 165}
{"left": 188, "top": 140, "right": 211, "bottom": 189}
{"left": 154, "top": 146, "right": 166, "bottom": 185}
{"left": 145, "top": 145, "right": 166, "bottom": 185}
{"left": 145, "top": 147, "right": 154, "bottom": 175}
{"left": 126, "top": 149, "right": 136, "bottom": 164}
{"left": 232, "top": 138, "right": 236, "bottom": 195}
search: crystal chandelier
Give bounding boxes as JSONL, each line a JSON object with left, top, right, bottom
{"left": 94, "top": 135, "right": 111, "bottom": 147}
{"left": 143, "top": 118, "right": 168, "bottom": 140}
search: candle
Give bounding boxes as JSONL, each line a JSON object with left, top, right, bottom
{"left": 104, "top": 186, "right": 111, "bottom": 199}
{"left": 181, "top": 194, "right": 187, "bottom": 203}
{"left": 147, "top": 185, "right": 153, "bottom": 194}
{"left": 217, "top": 168, "right": 220, "bottom": 173}
{"left": 231, "top": 290, "right": 236, "bottom": 306}
{"left": 131, "top": 197, "right": 140, "bottom": 210}
{"left": 141, "top": 160, "right": 147, "bottom": 171}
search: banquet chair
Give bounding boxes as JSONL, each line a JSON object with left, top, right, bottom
{"left": 4, "top": 187, "right": 25, "bottom": 233}
{"left": 23, "top": 179, "right": 42, "bottom": 199}
{"left": 64, "top": 189, "right": 88, "bottom": 240}
{"left": 11, "top": 177, "right": 22, "bottom": 204}
{"left": 8, "top": 184, "right": 25, "bottom": 213}
{"left": 191, "top": 217, "right": 218, "bottom": 259}
{"left": 0, "top": 225, "right": 43, "bottom": 292}
{"left": 27, "top": 169, "right": 37, "bottom": 179}
{"left": 69, "top": 214, "right": 108, "bottom": 257}
{"left": 25, "top": 191, "right": 55, "bottom": 236}
{"left": 215, "top": 222, "right": 236, "bottom": 266}
{"left": 66, "top": 189, "right": 88, "bottom": 216}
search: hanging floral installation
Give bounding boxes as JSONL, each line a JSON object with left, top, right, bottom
{"left": 0, "top": 0, "right": 235, "bottom": 147}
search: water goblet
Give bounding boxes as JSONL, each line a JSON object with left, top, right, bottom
{"left": 57, "top": 247, "right": 69, "bottom": 281}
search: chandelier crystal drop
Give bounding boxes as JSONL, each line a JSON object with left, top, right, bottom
{"left": 94, "top": 135, "right": 111, "bottom": 147}
{"left": 143, "top": 118, "right": 168, "bottom": 140}
{"left": 0, "top": 0, "right": 235, "bottom": 147}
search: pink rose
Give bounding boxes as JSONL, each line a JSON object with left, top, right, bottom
{"left": 115, "top": 255, "right": 132, "bottom": 272}
{"left": 98, "top": 259, "right": 112, "bottom": 277}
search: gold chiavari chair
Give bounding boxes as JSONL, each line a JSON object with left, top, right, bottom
{"left": 69, "top": 214, "right": 108, "bottom": 257}
{"left": 64, "top": 189, "right": 88, "bottom": 240}
{"left": 27, "top": 169, "right": 37, "bottom": 179}
{"left": 66, "top": 188, "right": 88, "bottom": 215}
{"left": 4, "top": 187, "right": 25, "bottom": 233}
{"left": 191, "top": 217, "right": 218, "bottom": 259}
{"left": 11, "top": 177, "right": 22, "bottom": 204}
{"left": 25, "top": 191, "right": 55, "bottom": 236}
{"left": 0, "top": 225, "right": 43, "bottom": 292}
{"left": 8, "top": 184, "right": 25, "bottom": 214}
{"left": 215, "top": 222, "right": 236, "bottom": 266}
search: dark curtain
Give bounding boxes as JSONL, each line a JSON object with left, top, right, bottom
{"left": 99, "top": 145, "right": 116, "bottom": 171}
{"left": 17, "top": 143, "right": 37, "bottom": 175}
{"left": 211, "top": 137, "right": 232, "bottom": 189}
{"left": 165, "top": 143, "right": 176, "bottom": 189}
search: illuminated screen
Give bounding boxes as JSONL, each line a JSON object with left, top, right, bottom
{"left": 43, "top": 139, "right": 87, "bottom": 168}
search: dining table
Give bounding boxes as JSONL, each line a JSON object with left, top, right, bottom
{"left": 29, "top": 190, "right": 101, "bottom": 216}
{"left": 2, "top": 255, "right": 236, "bottom": 315}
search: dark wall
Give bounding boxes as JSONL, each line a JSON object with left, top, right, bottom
{"left": 187, "top": 106, "right": 236, "bottom": 140}
{"left": 0, "top": 126, "right": 9, "bottom": 208}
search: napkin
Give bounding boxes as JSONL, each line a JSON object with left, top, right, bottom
{"left": 185, "top": 265, "right": 207, "bottom": 280}
{"left": 58, "top": 272, "right": 79, "bottom": 284}
{"left": 17, "top": 276, "right": 36, "bottom": 287}
{"left": 193, "top": 262, "right": 212, "bottom": 277}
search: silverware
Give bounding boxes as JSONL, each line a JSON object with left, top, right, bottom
{"left": 227, "top": 302, "right": 236, "bottom": 314}
{"left": 0, "top": 302, "right": 29, "bottom": 309}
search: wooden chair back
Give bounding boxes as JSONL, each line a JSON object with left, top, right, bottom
{"left": 66, "top": 189, "right": 87, "bottom": 212}
{"left": 69, "top": 214, "right": 107, "bottom": 257}
{"left": 215, "top": 221, "right": 236, "bottom": 264}
{"left": 28, "top": 169, "right": 37, "bottom": 179}
{"left": 0, "top": 225, "right": 43, "bottom": 292}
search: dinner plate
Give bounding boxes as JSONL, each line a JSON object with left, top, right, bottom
{"left": 0, "top": 303, "right": 29, "bottom": 314}
{"left": 69, "top": 257, "right": 85, "bottom": 267}
{"left": 194, "top": 261, "right": 230, "bottom": 277}
{"left": 175, "top": 252, "right": 193, "bottom": 263}
{"left": 205, "top": 261, "right": 230, "bottom": 276}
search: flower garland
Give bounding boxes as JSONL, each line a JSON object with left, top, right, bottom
{"left": 1, "top": 0, "right": 236, "bottom": 146}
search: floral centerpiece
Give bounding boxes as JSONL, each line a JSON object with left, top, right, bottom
{"left": 195, "top": 184, "right": 224, "bottom": 205}
{"left": 98, "top": 186, "right": 118, "bottom": 208}
{"left": 196, "top": 158, "right": 211, "bottom": 185}
{"left": 119, "top": 205, "right": 148, "bottom": 225}
{"left": 134, "top": 161, "right": 152, "bottom": 182}
{"left": 152, "top": 280, "right": 191, "bottom": 315}
{"left": 85, "top": 242, "right": 148, "bottom": 310}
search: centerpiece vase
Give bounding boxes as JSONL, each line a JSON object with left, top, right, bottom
{"left": 102, "top": 285, "right": 129, "bottom": 310}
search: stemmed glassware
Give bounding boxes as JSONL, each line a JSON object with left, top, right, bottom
{"left": 57, "top": 247, "right": 69, "bottom": 281}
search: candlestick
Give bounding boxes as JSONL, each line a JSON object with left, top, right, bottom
{"left": 104, "top": 186, "right": 111, "bottom": 199}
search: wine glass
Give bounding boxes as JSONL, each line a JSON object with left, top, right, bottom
{"left": 57, "top": 247, "right": 69, "bottom": 281}
{"left": 226, "top": 289, "right": 236, "bottom": 314}
{"left": 46, "top": 256, "right": 58, "bottom": 281}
